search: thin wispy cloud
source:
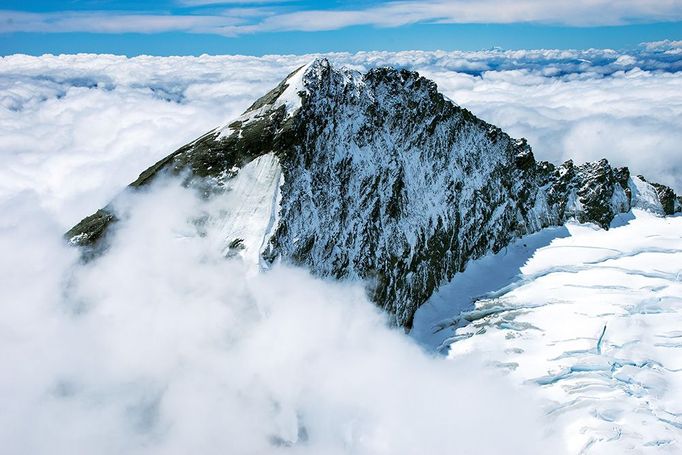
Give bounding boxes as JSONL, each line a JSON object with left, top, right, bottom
{"left": 1, "top": 0, "right": 682, "bottom": 36}
{"left": 0, "top": 10, "right": 243, "bottom": 34}
{"left": 244, "top": 0, "right": 682, "bottom": 33}
{"left": 178, "top": 0, "right": 292, "bottom": 5}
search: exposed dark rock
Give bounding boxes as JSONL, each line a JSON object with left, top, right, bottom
{"left": 651, "top": 183, "right": 678, "bottom": 215}
{"left": 66, "top": 59, "right": 680, "bottom": 327}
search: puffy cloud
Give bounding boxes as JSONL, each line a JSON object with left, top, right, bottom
{"left": 0, "top": 176, "right": 557, "bottom": 454}
{"left": 642, "top": 39, "right": 682, "bottom": 51}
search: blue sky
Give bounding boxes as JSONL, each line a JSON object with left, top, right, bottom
{"left": 1, "top": 0, "right": 681, "bottom": 55}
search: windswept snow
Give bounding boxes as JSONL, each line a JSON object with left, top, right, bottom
{"left": 212, "top": 152, "right": 283, "bottom": 268}
{"left": 413, "top": 210, "right": 682, "bottom": 453}
{"left": 630, "top": 176, "right": 666, "bottom": 214}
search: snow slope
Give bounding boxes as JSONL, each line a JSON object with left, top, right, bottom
{"left": 212, "top": 152, "right": 283, "bottom": 269}
{"left": 413, "top": 210, "right": 682, "bottom": 453}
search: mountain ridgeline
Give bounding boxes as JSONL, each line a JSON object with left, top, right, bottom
{"left": 67, "top": 59, "right": 681, "bottom": 328}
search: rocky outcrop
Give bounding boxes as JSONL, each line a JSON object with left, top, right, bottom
{"left": 67, "top": 59, "right": 680, "bottom": 328}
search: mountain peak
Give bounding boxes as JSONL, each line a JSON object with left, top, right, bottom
{"left": 66, "top": 60, "right": 680, "bottom": 327}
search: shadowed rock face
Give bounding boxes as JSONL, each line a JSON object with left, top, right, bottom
{"left": 66, "top": 58, "right": 680, "bottom": 328}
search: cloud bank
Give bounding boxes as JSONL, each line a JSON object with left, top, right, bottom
{"left": 0, "top": 175, "right": 557, "bottom": 454}
{"left": 1, "top": 45, "right": 680, "bottom": 233}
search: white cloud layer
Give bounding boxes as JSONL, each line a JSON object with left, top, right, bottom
{"left": 1, "top": 0, "right": 682, "bottom": 35}
{"left": 1, "top": 45, "right": 679, "bottom": 232}
{"left": 0, "top": 46, "right": 680, "bottom": 453}
{"left": 0, "top": 175, "right": 558, "bottom": 454}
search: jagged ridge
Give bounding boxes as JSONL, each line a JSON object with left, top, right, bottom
{"left": 67, "top": 58, "right": 680, "bottom": 327}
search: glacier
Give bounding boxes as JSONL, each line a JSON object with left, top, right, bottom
{"left": 413, "top": 210, "right": 682, "bottom": 453}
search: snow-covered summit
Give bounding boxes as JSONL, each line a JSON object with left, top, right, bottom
{"left": 66, "top": 59, "right": 681, "bottom": 327}
{"left": 216, "top": 59, "right": 317, "bottom": 140}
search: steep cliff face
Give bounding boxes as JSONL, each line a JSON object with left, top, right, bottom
{"left": 67, "top": 58, "right": 680, "bottom": 327}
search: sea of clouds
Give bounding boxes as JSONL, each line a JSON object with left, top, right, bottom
{"left": 2, "top": 176, "right": 558, "bottom": 454}
{"left": 2, "top": 42, "right": 681, "bottom": 229}
{"left": 1, "top": 43, "right": 680, "bottom": 453}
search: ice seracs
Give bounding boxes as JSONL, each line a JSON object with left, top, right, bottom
{"left": 415, "top": 210, "right": 682, "bottom": 453}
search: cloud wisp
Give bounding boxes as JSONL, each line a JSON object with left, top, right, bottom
{"left": 178, "top": 0, "right": 292, "bottom": 5}
{"left": 0, "top": 10, "right": 244, "bottom": 35}
{"left": 236, "top": 0, "right": 682, "bottom": 33}
{"left": 1, "top": 0, "right": 682, "bottom": 36}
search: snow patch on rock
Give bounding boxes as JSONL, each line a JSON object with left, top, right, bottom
{"left": 630, "top": 176, "right": 665, "bottom": 214}
{"left": 211, "top": 152, "right": 283, "bottom": 269}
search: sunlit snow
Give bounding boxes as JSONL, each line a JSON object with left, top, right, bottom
{"left": 413, "top": 210, "right": 682, "bottom": 452}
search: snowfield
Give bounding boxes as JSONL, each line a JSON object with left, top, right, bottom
{"left": 414, "top": 210, "right": 682, "bottom": 453}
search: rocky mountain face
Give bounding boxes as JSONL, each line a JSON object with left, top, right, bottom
{"left": 67, "top": 59, "right": 681, "bottom": 328}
